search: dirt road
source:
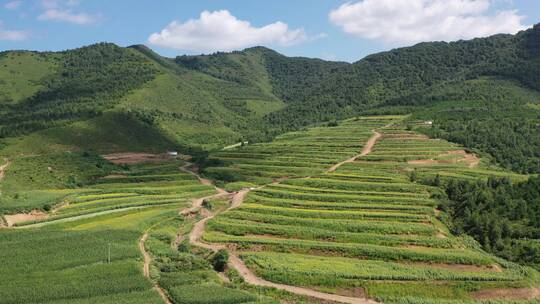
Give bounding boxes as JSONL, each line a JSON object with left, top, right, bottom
{"left": 327, "top": 130, "right": 382, "bottom": 173}
{"left": 139, "top": 233, "right": 173, "bottom": 304}
{"left": 180, "top": 164, "right": 228, "bottom": 195}
{"left": 0, "top": 158, "right": 10, "bottom": 182}
{"left": 139, "top": 233, "right": 151, "bottom": 278}
{"left": 180, "top": 131, "right": 388, "bottom": 303}
{"left": 185, "top": 178, "right": 379, "bottom": 303}
{"left": 228, "top": 254, "right": 378, "bottom": 304}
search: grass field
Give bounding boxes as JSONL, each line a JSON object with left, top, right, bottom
{"left": 0, "top": 51, "right": 59, "bottom": 104}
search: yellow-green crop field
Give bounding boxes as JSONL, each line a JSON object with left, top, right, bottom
{"left": 1, "top": 115, "right": 538, "bottom": 304}
{"left": 204, "top": 116, "right": 540, "bottom": 304}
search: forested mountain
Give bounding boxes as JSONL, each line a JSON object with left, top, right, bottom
{"left": 0, "top": 24, "right": 539, "bottom": 173}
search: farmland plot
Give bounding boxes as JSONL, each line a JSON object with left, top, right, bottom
{"left": 0, "top": 161, "right": 272, "bottom": 304}
{"left": 203, "top": 116, "right": 539, "bottom": 303}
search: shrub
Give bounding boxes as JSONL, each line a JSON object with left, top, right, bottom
{"left": 211, "top": 249, "right": 229, "bottom": 272}
{"left": 178, "top": 240, "right": 191, "bottom": 253}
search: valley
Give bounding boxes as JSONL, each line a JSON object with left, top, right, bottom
{"left": 1, "top": 115, "right": 539, "bottom": 304}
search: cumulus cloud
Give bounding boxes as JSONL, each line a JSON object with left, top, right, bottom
{"left": 4, "top": 1, "right": 23, "bottom": 10}
{"left": 329, "top": 0, "right": 529, "bottom": 45}
{"left": 148, "top": 10, "right": 309, "bottom": 52}
{"left": 38, "top": 8, "right": 99, "bottom": 25}
{"left": 0, "top": 21, "right": 28, "bottom": 41}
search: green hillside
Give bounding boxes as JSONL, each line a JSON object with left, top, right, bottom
{"left": 0, "top": 24, "right": 539, "bottom": 195}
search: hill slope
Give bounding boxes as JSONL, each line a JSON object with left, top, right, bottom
{"left": 0, "top": 25, "right": 539, "bottom": 174}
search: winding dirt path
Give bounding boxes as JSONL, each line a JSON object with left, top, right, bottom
{"left": 179, "top": 128, "right": 392, "bottom": 303}
{"left": 182, "top": 144, "right": 382, "bottom": 304}
{"left": 0, "top": 158, "right": 10, "bottom": 182}
{"left": 188, "top": 188, "right": 378, "bottom": 304}
{"left": 228, "top": 254, "right": 378, "bottom": 304}
{"left": 326, "top": 130, "right": 382, "bottom": 173}
{"left": 139, "top": 233, "right": 173, "bottom": 304}
{"left": 140, "top": 233, "right": 151, "bottom": 278}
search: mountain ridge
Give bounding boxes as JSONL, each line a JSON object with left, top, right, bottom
{"left": 0, "top": 24, "right": 539, "bottom": 173}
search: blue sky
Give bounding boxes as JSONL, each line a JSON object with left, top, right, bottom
{"left": 0, "top": 0, "right": 539, "bottom": 62}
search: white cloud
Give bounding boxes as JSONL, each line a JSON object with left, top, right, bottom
{"left": 38, "top": 9, "right": 99, "bottom": 25}
{"left": 148, "top": 10, "right": 309, "bottom": 52}
{"left": 37, "top": 0, "right": 99, "bottom": 25}
{"left": 0, "top": 21, "right": 28, "bottom": 41}
{"left": 4, "top": 1, "right": 23, "bottom": 10}
{"left": 329, "top": 0, "right": 529, "bottom": 45}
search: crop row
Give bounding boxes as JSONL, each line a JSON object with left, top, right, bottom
{"left": 206, "top": 218, "right": 456, "bottom": 248}
{"left": 241, "top": 252, "right": 522, "bottom": 284}
{"left": 252, "top": 188, "right": 437, "bottom": 206}
{"left": 221, "top": 211, "right": 439, "bottom": 235}
{"left": 237, "top": 203, "right": 431, "bottom": 222}
{"left": 246, "top": 194, "right": 435, "bottom": 214}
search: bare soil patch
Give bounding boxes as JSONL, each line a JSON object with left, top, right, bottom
{"left": 408, "top": 150, "right": 480, "bottom": 168}
{"left": 102, "top": 153, "right": 172, "bottom": 165}
{"left": 4, "top": 211, "right": 48, "bottom": 227}
{"left": 102, "top": 174, "right": 128, "bottom": 179}
{"left": 436, "top": 231, "right": 447, "bottom": 239}
{"left": 0, "top": 159, "right": 10, "bottom": 182}
{"left": 472, "top": 287, "right": 540, "bottom": 300}
{"left": 448, "top": 150, "right": 480, "bottom": 168}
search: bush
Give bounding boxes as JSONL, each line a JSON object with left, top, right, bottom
{"left": 211, "top": 249, "right": 229, "bottom": 272}
{"left": 202, "top": 199, "right": 212, "bottom": 210}
{"left": 178, "top": 240, "right": 191, "bottom": 253}
{"left": 327, "top": 120, "right": 338, "bottom": 127}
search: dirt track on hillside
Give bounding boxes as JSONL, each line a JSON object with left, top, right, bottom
{"left": 139, "top": 233, "right": 173, "bottom": 304}
{"left": 139, "top": 233, "right": 151, "bottom": 278}
{"left": 187, "top": 187, "right": 379, "bottom": 304}
{"left": 327, "top": 130, "right": 382, "bottom": 173}
{"left": 0, "top": 159, "right": 10, "bottom": 182}
{"left": 182, "top": 136, "right": 383, "bottom": 304}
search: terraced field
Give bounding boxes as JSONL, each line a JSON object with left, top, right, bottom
{"left": 202, "top": 116, "right": 540, "bottom": 304}
{"left": 4, "top": 162, "right": 214, "bottom": 227}
{"left": 0, "top": 160, "right": 277, "bottom": 304}
{"left": 206, "top": 116, "right": 398, "bottom": 185}
{"left": 1, "top": 116, "right": 538, "bottom": 304}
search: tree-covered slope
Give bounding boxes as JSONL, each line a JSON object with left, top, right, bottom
{"left": 0, "top": 25, "right": 539, "bottom": 174}
{"left": 266, "top": 24, "right": 540, "bottom": 130}
{"left": 384, "top": 77, "right": 540, "bottom": 173}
